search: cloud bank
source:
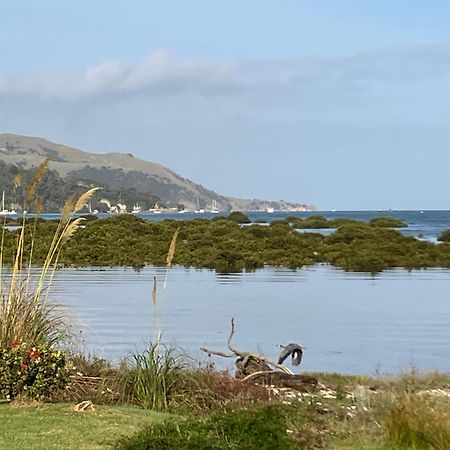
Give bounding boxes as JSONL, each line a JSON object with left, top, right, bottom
{"left": 1, "top": 46, "right": 450, "bottom": 101}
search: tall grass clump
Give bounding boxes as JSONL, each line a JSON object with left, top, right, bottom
{"left": 0, "top": 160, "right": 100, "bottom": 398}
{"left": 384, "top": 392, "right": 450, "bottom": 449}
{"left": 125, "top": 343, "right": 184, "bottom": 410}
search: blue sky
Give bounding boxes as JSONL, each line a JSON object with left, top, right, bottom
{"left": 1, "top": 1, "right": 450, "bottom": 209}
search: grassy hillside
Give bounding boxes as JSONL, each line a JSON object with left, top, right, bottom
{"left": 0, "top": 133, "right": 313, "bottom": 211}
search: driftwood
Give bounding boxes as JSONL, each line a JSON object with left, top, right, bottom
{"left": 200, "top": 318, "right": 317, "bottom": 391}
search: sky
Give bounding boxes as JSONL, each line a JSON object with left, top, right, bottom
{"left": 1, "top": 0, "right": 450, "bottom": 210}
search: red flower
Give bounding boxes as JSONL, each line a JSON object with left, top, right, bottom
{"left": 30, "top": 348, "right": 41, "bottom": 362}
{"left": 26, "top": 348, "right": 42, "bottom": 362}
{"left": 11, "top": 340, "right": 20, "bottom": 349}
{"left": 20, "top": 362, "right": 28, "bottom": 370}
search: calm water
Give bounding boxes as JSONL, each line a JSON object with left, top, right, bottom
{"left": 50, "top": 265, "right": 450, "bottom": 375}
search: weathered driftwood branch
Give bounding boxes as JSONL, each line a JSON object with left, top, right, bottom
{"left": 200, "top": 318, "right": 294, "bottom": 375}
{"left": 200, "top": 318, "right": 318, "bottom": 391}
{"left": 199, "top": 348, "right": 235, "bottom": 358}
{"left": 241, "top": 370, "right": 277, "bottom": 382}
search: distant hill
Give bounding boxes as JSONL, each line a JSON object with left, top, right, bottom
{"left": 0, "top": 133, "right": 314, "bottom": 212}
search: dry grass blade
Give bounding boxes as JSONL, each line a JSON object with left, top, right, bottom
{"left": 8, "top": 225, "right": 25, "bottom": 298}
{"left": 74, "top": 187, "right": 101, "bottom": 213}
{"left": 34, "top": 196, "right": 44, "bottom": 215}
{"left": 166, "top": 228, "right": 180, "bottom": 269}
{"left": 25, "top": 158, "right": 49, "bottom": 204}
{"left": 152, "top": 276, "right": 157, "bottom": 306}
{"left": 1, "top": 284, "right": 68, "bottom": 349}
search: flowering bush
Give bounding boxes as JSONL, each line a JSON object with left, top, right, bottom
{"left": 0, "top": 341, "right": 69, "bottom": 400}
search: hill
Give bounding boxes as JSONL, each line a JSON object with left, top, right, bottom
{"left": 0, "top": 133, "right": 313, "bottom": 212}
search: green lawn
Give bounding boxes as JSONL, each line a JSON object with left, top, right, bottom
{"left": 0, "top": 402, "right": 171, "bottom": 450}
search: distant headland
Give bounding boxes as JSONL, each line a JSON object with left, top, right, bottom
{"left": 0, "top": 133, "right": 314, "bottom": 214}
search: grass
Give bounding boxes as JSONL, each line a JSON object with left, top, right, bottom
{"left": 0, "top": 402, "right": 171, "bottom": 450}
{"left": 0, "top": 160, "right": 99, "bottom": 350}
{"left": 2, "top": 368, "right": 450, "bottom": 449}
{"left": 384, "top": 393, "right": 450, "bottom": 449}
{"left": 125, "top": 343, "right": 184, "bottom": 410}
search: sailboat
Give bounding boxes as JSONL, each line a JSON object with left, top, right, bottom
{"left": 194, "top": 196, "right": 205, "bottom": 214}
{"left": 0, "top": 191, "right": 16, "bottom": 215}
{"left": 131, "top": 203, "right": 142, "bottom": 214}
{"left": 88, "top": 202, "right": 99, "bottom": 215}
{"left": 210, "top": 199, "right": 219, "bottom": 214}
{"left": 149, "top": 202, "right": 162, "bottom": 214}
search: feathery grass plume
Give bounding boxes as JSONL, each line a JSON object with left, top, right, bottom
{"left": 60, "top": 194, "right": 77, "bottom": 224}
{"left": 13, "top": 174, "right": 22, "bottom": 190}
{"left": 25, "top": 158, "right": 49, "bottom": 206}
{"left": 36, "top": 193, "right": 78, "bottom": 291}
{"left": 73, "top": 187, "right": 101, "bottom": 213}
{"left": 166, "top": 228, "right": 179, "bottom": 269}
{"left": 23, "top": 195, "right": 44, "bottom": 299}
{"left": 43, "top": 217, "right": 86, "bottom": 304}
{"left": 60, "top": 217, "right": 85, "bottom": 245}
{"left": 34, "top": 188, "right": 99, "bottom": 304}
{"left": 0, "top": 168, "right": 95, "bottom": 352}
{"left": 163, "top": 228, "right": 179, "bottom": 290}
{"left": 22, "top": 160, "right": 48, "bottom": 282}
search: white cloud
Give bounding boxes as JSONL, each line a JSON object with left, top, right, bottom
{"left": 1, "top": 46, "right": 450, "bottom": 101}
{"left": 0, "top": 49, "right": 239, "bottom": 100}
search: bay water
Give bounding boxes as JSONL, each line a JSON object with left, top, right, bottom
{"left": 51, "top": 264, "right": 450, "bottom": 375}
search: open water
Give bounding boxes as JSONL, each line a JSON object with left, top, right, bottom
{"left": 20, "top": 210, "right": 450, "bottom": 374}
{"left": 51, "top": 264, "right": 450, "bottom": 375}
{"left": 40, "top": 209, "right": 450, "bottom": 241}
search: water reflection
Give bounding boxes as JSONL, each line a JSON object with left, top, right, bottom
{"left": 50, "top": 265, "right": 450, "bottom": 375}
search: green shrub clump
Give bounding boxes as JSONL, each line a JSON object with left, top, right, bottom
{"left": 295, "top": 215, "right": 331, "bottom": 229}
{"left": 438, "top": 229, "right": 450, "bottom": 243}
{"left": 369, "top": 217, "right": 407, "bottom": 228}
{"left": 119, "top": 404, "right": 295, "bottom": 449}
{"left": 226, "top": 211, "right": 251, "bottom": 223}
{"left": 0, "top": 341, "right": 69, "bottom": 400}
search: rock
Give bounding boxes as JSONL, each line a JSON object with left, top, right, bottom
{"left": 73, "top": 400, "right": 95, "bottom": 412}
